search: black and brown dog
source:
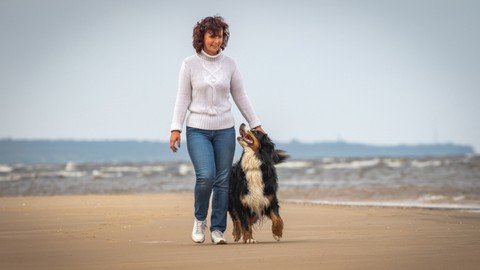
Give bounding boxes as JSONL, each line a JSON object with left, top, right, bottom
{"left": 228, "top": 123, "right": 289, "bottom": 243}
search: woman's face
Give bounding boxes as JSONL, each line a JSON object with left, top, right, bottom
{"left": 203, "top": 29, "right": 223, "bottom": 55}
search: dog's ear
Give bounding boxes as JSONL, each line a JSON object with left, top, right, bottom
{"left": 257, "top": 132, "right": 274, "bottom": 150}
{"left": 272, "top": 150, "right": 289, "bottom": 165}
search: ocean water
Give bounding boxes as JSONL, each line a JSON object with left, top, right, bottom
{"left": 1, "top": 156, "right": 479, "bottom": 210}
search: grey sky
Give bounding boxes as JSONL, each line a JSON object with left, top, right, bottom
{"left": 1, "top": 0, "right": 479, "bottom": 151}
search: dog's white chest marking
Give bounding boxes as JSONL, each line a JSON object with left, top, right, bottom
{"left": 240, "top": 148, "right": 270, "bottom": 216}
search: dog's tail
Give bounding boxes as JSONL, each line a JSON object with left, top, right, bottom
{"left": 272, "top": 150, "right": 289, "bottom": 165}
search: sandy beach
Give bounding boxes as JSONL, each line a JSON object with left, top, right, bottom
{"left": 1, "top": 193, "right": 479, "bottom": 269}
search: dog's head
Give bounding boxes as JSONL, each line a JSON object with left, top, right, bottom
{"left": 237, "top": 123, "right": 289, "bottom": 165}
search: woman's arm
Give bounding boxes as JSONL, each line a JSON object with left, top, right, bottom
{"left": 170, "top": 61, "right": 192, "bottom": 132}
{"left": 169, "top": 61, "right": 192, "bottom": 152}
{"left": 230, "top": 60, "right": 262, "bottom": 129}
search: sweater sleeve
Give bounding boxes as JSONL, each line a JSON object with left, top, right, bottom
{"left": 230, "top": 60, "right": 262, "bottom": 128}
{"left": 170, "top": 60, "right": 192, "bottom": 132}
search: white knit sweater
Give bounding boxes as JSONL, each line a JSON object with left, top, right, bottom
{"left": 170, "top": 49, "right": 261, "bottom": 132}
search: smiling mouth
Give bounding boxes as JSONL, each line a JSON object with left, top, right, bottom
{"left": 238, "top": 124, "right": 254, "bottom": 145}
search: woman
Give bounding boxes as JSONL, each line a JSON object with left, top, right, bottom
{"left": 169, "top": 15, "right": 265, "bottom": 244}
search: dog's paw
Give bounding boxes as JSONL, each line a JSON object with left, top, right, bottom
{"left": 273, "top": 234, "right": 282, "bottom": 241}
{"left": 245, "top": 238, "right": 257, "bottom": 244}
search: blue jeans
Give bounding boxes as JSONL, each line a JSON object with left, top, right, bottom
{"left": 186, "top": 126, "right": 236, "bottom": 233}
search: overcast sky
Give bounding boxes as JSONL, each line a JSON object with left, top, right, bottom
{"left": 1, "top": 0, "right": 479, "bottom": 151}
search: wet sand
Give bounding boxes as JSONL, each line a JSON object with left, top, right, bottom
{"left": 1, "top": 193, "right": 479, "bottom": 269}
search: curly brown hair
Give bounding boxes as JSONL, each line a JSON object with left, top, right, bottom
{"left": 192, "top": 16, "right": 230, "bottom": 54}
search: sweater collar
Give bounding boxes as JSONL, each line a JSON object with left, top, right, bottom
{"left": 197, "top": 49, "right": 223, "bottom": 62}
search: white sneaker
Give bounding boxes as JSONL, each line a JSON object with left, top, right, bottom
{"left": 211, "top": 230, "right": 227, "bottom": 244}
{"left": 191, "top": 218, "right": 206, "bottom": 243}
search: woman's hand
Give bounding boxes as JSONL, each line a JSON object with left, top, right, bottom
{"left": 254, "top": 125, "right": 266, "bottom": 134}
{"left": 170, "top": 130, "right": 181, "bottom": 152}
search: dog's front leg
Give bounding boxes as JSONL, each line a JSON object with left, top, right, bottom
{"left": 240, "top": 217, "right": 256, "bottom": 244}
{"left": 269, "top": 211, "right": 284, "bottom": 241}
{"left": 232, "top": 218, "right": 242, "bottom": 242}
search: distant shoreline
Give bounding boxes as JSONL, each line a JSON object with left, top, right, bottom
{"left": 0, "top": 138, "right": 475, "bottom": 164}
